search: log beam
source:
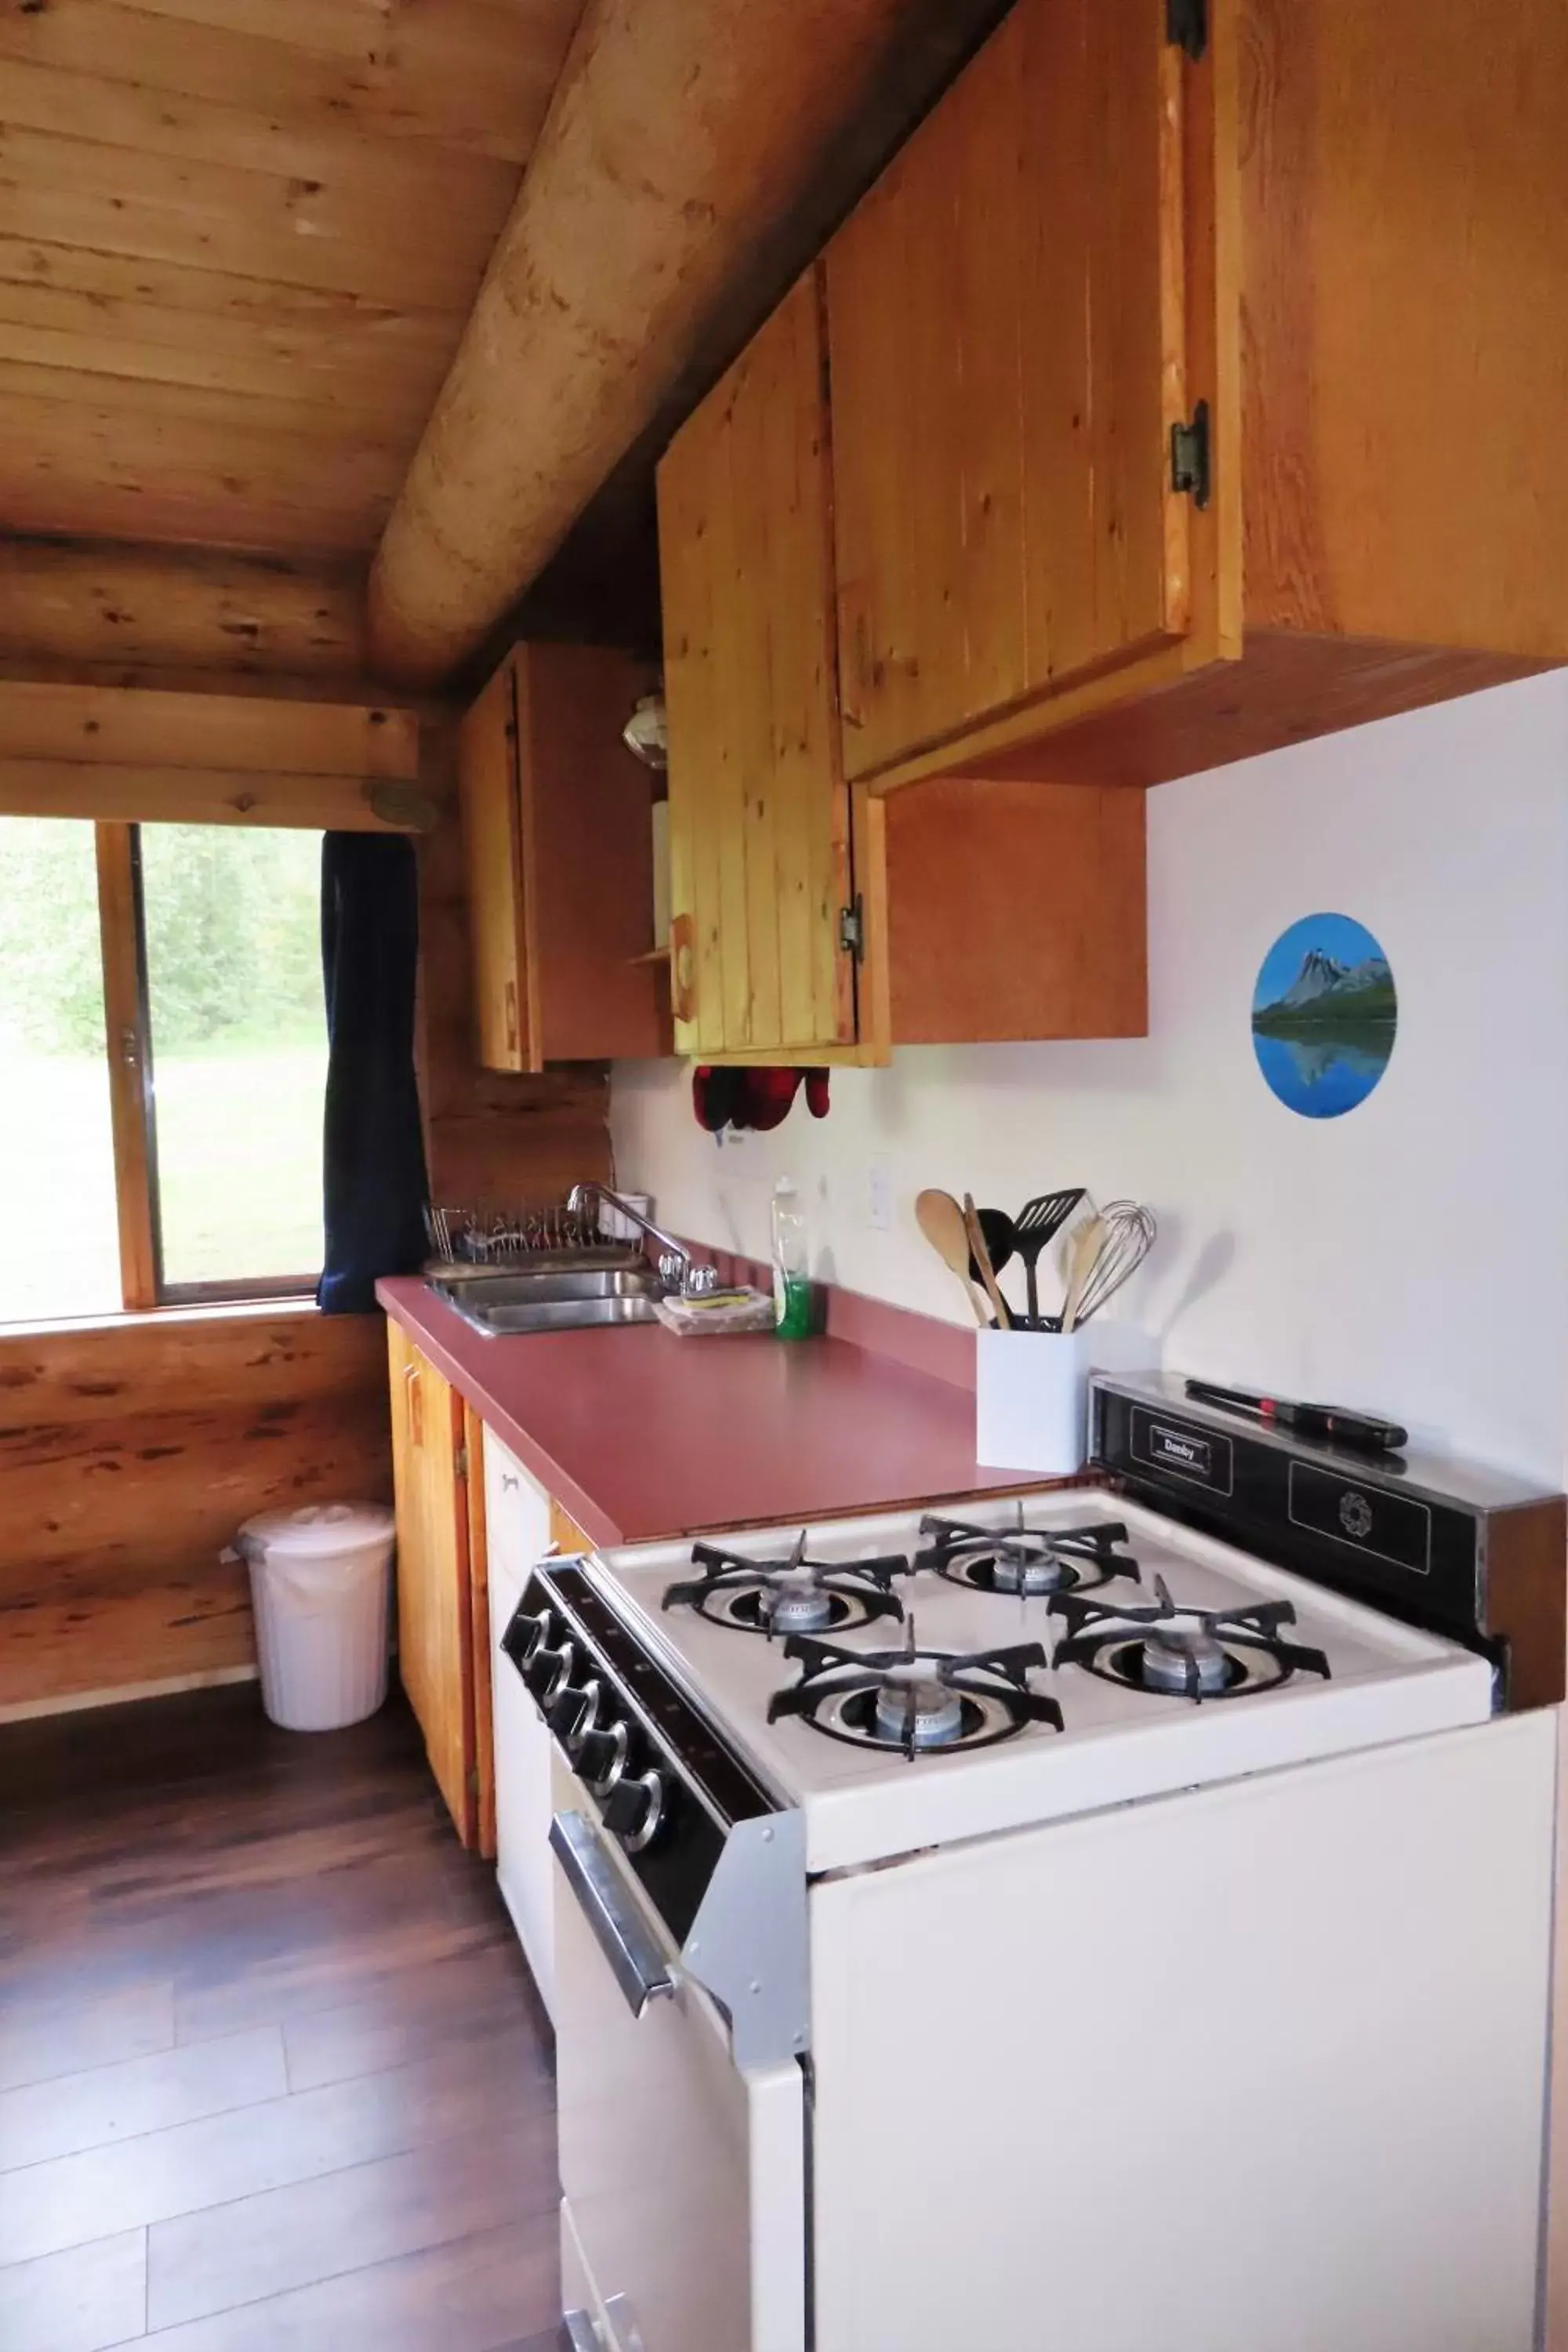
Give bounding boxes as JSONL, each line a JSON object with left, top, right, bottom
{"left": 0, "top": 536, "right": 367, "bottom": 679}
{"left": 367, "top": 0, "right": 1003, "bottom": 686}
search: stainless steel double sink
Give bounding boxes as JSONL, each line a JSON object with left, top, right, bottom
{"left": 429, "top": 1265, "right": 662, "bottom": 1337}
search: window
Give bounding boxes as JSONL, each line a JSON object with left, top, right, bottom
{"left": 0, "top": 816, "right": 326, "bottom": 1323}
{"left": 0, "top": 819, "right": 123, "bottom": 1323}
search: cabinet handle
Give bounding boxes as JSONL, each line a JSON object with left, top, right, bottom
{"left": 503, "top": 977, "right": 519, "bottom": 1058}
{"left": 670, "top": 913, "right": 697, "bottom": 1026}
{"left": 406, "top": 1366, "right": 423, "bottom": 1447}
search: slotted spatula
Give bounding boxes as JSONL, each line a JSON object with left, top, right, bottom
{"left": 1011, "top": 1188, "right": 1086, "bottom": 1327}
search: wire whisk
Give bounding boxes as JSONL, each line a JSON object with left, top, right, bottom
{"left": 1061, "top": 1200, "right": 1157, "bottom": 1329}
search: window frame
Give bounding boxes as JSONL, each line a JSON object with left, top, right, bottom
{"left": 93, "top": 817, "right": 321, "bottom": 1312}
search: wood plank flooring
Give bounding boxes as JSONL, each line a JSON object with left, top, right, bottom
{"left": 0, "top": 1690, "right": 560, "bottom": 2352}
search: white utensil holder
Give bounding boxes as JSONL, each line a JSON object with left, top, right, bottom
{"left": 975, "top": 1326, "right": 1091, "bottom": 1474}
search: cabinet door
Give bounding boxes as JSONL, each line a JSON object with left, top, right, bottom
{"left": 827, "top": 0, "right": 1197, "bottom": 782}
{"left": 387, "top": 1323, "right": 477, "bottom": 1847}
{"left": 658, "top": 268, "right": 857, "bottom": 1060}
{"left": 458, "top": 654, "right": 529, "bottom": 1073}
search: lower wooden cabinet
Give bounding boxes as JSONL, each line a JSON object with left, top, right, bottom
{"left": 386, "top": 1323, "right": 592, "bottom": 2009}
{"left": 387, "top": 1323, "right": 481, "bottom": 1849}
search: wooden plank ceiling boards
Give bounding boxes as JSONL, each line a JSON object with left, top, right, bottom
{"left": 0, "top": 0, "right": 587, "bottom": 561}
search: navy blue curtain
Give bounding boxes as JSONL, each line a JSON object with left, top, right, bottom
{"left": 317, "top": 832, "right": 430, "bottom": 1314}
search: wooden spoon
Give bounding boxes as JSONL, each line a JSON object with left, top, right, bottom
{"left": 915, "top": 1189, "right": 989, "bottom": 1326}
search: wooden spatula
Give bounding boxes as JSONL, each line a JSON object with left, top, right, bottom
{"left": 963, "top": 1193, "right": 1013, "bottom": 1329}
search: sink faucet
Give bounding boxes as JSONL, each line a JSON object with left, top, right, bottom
{"left": 567, "top": 1185, "right": 719, "bottom": 1299}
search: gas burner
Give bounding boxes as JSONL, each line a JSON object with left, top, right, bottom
{"left": 766, "top": 1617, "right": 1064, "bottom": 1761}
{"left": 662, "top": 1530, "right": 912, "bottom": 1639}
{"left": 1049, "top": 1573, "right": 1332, "bottom": 1702}
{"left": 917, "top": 1508, "right": 1141, "bottom": 1599}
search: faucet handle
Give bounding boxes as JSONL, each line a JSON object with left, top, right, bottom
{"left": 682, "top": 1261, "right": 720, "bottom": 1298}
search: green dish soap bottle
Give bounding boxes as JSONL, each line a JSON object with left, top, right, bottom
{"left": 771, "top": 1178, "right": 814, "bottom": 1340}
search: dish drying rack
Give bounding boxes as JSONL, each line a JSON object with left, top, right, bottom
{"left": 423, "top": 1200, "right": 644, "bottom": 1278}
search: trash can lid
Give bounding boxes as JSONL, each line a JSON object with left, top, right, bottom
{"left": 238, "top": 1501, "right": 395, "bottom": 1559}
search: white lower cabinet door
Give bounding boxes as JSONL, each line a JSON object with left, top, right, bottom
{"left": 485, "top": 1433, "right": 557, "bottom": 2019}
{"left": 551, "top": 1751, "right": 805, "bottom": 2352}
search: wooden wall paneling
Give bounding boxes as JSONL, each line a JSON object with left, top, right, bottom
{"left": 0, "top": 541, "right": 368, "bottom": 681}
{"left": 387, "top": 1327, "right": 477, "bottom": 1848}
{"left": 93, "top": 822, "right": 158, "bottom": 1311}
{"left": 456, "top": 655, "right": 529, "bottom": 1072}
{"left": 0, "top": 1308, "right": 392, "bottom": 1714}
{"left": 1239, "top": 0, "right": 1568, "bottom": 662}
{"left": 882, "top": 778, "right": 1148, "bottom": 1044}
{"left": 523, "top": 643, "right": 669, "bottom": 1065}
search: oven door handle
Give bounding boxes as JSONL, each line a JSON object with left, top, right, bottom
{"left": 550, "top": 1809, "right": 676, "bottom": 2019}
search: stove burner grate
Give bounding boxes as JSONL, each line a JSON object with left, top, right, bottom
{"left": 767, "top": 1617, "right": 1064, "bottom": 1761}
{"left": 916, "top": 1509, "right": 1141, "bottom": 1599}
{"left": 662, "top": 1530, "right": 912, "bottom": 1639}
{"left": 1049, "top": 1573, "right": 1331, "bottom": 1702}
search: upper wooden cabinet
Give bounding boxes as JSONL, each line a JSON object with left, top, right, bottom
{"left": 827, "top": 0, "right": 1203, "bottom": 782}
{"left": 658, "top": 273, "right": 859, "bottom": 1062}
{"left": 458, "top": 641, "right": 668, "bottom": 1073}
{"left": 818, "top": 0, "right": 1568, "bottom": 792}
{"left": 658, "top": 272, "right": 1146, "bottom": 1060}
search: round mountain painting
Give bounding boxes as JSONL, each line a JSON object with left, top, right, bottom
{"left": 1251, "top": 913, "right": 1398, "bottom": 1119}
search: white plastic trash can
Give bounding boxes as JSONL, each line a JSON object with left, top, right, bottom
{"left": 233, "top": 1501, "right": 396, "bottom": 1732}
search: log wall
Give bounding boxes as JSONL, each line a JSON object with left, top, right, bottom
{"left": 0, "top": 1308, "right": 392, "bottom": 1716}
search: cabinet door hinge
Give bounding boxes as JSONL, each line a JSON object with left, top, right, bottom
{"left": 1170, "top": 400, "right": 1211, "bottom": 510}
{"left": 837, "top": 897, "right": 865, "bottom": 960}
{"left": 1166, "top": 0, "right": 1207, "bottom": 60}
{"left": 454, "top": 1443, "right": 469, "bottom": 1482}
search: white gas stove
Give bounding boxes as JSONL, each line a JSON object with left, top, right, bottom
{"left": 514, "top": 1375, "right": 1564, "bottom": 2352}
{"left": 593, "top": 1490, "right": 1497, "bottom": 1873}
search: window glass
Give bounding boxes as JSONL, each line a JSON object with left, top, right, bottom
{"left": 0, "top": 818, "right": 123, "bottom": 1323}
{"left": 140, "top": 826, "right": 326, "bottom": 1294}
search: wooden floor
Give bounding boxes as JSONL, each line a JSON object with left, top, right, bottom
{"left": 0, "top": 1688, "right": 561, "bottom": 2352}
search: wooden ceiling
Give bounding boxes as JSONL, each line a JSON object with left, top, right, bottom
{"left": 0, "top": 0, "right": 586, "bottom": 561}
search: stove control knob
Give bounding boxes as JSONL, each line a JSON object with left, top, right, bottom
{"left": 577, "top": 1719, "right": 630, "bottom": 1795}
{"left": 548, "top": 1677, "right": 601, "bottom": 1749}
{"left": 526, "top": 1641, "right": 575, "bottom": 1708}
{"left": 503, "top": 1606, "right": 550, "bottom": 1670}
{"left": 604, "top": 1768, "right": 666, "bottom": 1855}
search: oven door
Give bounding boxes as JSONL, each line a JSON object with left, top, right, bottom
{"left": 550, "top": 1748, "right": 805, "bottom": 2352}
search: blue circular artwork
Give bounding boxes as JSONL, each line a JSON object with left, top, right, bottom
{"left": 1251, "top": 913, "right": 1397, "bottom": 1120}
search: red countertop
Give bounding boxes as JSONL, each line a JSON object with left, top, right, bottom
{"left": 376, "top": 1276, "right": 1051, "bottom": 1547}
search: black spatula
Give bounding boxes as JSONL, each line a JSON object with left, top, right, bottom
{"left": 1012, "top": 1188, "right": 1087, "bottom": 1326}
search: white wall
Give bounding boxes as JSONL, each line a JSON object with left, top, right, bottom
{"left": 613, "top": 677, "right": 1568, "bottom": 1484}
